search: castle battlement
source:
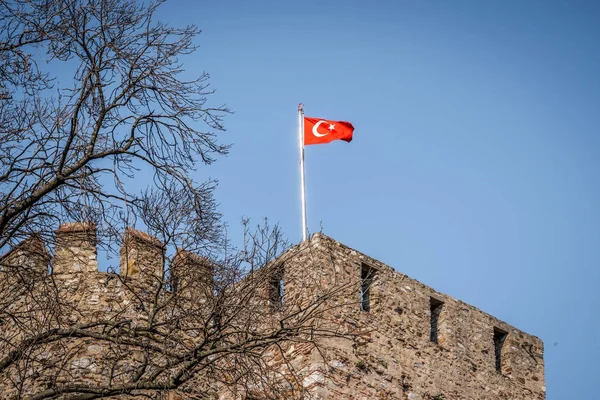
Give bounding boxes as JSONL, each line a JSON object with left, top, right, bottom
{"left": 0, "top": 225, "right": 545, "bottom": 400}
{"left": 2, "top": 223, "right": 176, "bottom": 282}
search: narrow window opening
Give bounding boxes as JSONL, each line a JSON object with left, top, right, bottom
{"left": 494, "top": 327, "right": 508, "bottom": 373}
{"left": 170, "top": 273, "right": 178, "bottom": 294}
{"left": 430, "top": 297, "right": 444, "bottom": 343}
{"left": 269, "top": 265, "right": 284, "bottom": 311}
{"left": 360, "top": 264, "right": 376, "bottom": 312}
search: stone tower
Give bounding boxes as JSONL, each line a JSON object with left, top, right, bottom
{"left": 274, "top": 233, "right": 545, "bottom": 399}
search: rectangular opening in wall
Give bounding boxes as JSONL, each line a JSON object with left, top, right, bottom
{"left": 169, "top": 270, "right": 178, "bottom": 294}
{"left": 360, "top": 264, "right": 376, "bottom": 312}
{"left": 430, "top": 297, "right": 444, "bottom": 343}
{"left": 269, "top": 265, "right": 284, "bottom": 311}
{"left": 494, "top": 327, "right": 508, "bottom": 373}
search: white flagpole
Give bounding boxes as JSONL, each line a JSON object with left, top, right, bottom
{"left": 298, "top": 103, "right": 308, "bottom": 241}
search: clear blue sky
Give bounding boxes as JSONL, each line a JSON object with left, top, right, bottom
{"left": 157, "top": 1, "right": 599, "bottom": 398}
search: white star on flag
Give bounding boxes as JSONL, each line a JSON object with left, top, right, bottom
{"left": 328, "top": 123, "right": 335, "bottom": 131}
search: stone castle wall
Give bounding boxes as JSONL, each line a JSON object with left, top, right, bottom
{"left": 0, "top": 225, "right": 545, "bottom": 400}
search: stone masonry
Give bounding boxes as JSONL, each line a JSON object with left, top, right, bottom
{"left": 275, "top": 233, "right": 546, "bottom": 400}
{"left": 0, "top": 225, "right": 545, "bottom": 400}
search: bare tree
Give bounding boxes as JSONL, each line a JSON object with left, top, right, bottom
{"left": 1, "top": 0, "right": 229, "bottom": 250}
{"left": 0, "top": 214, "right": 354, "bottom": 400}
{"left": 0, "top": 1, "right": 358, "bottom": 399}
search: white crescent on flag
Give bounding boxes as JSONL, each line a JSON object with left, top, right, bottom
{"left": 312, "top": 120, "right": 329, "bottom": 137}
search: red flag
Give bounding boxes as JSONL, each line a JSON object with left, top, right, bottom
{"left": 304, "top": 117, "right": 354, "bottom": 146}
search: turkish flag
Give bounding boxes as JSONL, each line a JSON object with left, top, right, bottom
{"left": 304, "top": 117, "right": 354, "bottom": 146}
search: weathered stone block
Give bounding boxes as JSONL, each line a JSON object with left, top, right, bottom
{"left": 53, "top": 222, "right": 98, "bottom": 274}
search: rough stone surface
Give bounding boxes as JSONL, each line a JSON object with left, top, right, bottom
{"left": 0, "top": 228, "right": 545, "bottom": 400}
{"left": 277, "top": 233, "right": 546, "bottom": 400}
{"left": 53, "top": 222, "right": 98, "bottom": 274}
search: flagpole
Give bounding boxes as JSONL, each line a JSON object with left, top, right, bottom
{"left": 298, "top": 103, "right": 308, "bottom": 241}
